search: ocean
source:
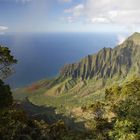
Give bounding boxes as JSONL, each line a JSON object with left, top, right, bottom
{"left": 0, "top": 32, "right": 120, "bottom": 88}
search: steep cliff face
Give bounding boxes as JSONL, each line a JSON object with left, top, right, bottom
{"left": 60, "top": 32, "right": 140, "bottom": 80}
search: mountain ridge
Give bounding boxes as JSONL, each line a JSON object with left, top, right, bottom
{"left": 59, "top": 32, "right": 140, "bottom": 81}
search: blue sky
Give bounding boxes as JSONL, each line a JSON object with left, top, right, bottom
{"left": 0, "top": 0, "right": 140, "bottom": 33}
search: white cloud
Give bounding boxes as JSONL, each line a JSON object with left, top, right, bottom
{"left": 64, "top": 4, "right": 84, "bottom": 22}
{"left": 66, "top": 16, "right": 75, "bottom": 23}
{"left": 64, "top": 4, "right": 84, "bottom": 17}
{"left": 64, "top": 0, "right": 140, "bottom": 30}
{"left": 117, "top": 34, "right": 127, "bottom": 45}
{"left": 60, "top": 16, "right": 75, "bottom": 23}
{"left": 0, "top": 26, "right": 8, "bottom": 31}
{"left": 91, "top": 17, "right": 109, "bottom": 23}
{"left": 85, "top": 0, "right": 140, "bottom": 25}
{"left": 0, "top": 26, "right": 8, "bottom": 35}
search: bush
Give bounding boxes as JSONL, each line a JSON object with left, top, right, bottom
{"left": 0, "top": 79, "right": 13, "bottom": 109}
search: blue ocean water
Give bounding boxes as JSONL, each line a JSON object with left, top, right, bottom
{"left": 0, "top": 33, "right": 119, "bottom": 88}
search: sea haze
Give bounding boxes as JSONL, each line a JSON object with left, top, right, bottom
{"left": 0, "top": 32, "right": 119, "bottom": 88}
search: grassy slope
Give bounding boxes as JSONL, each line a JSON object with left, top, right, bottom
{"left": 13, "top": 74, "right": 127, "bottom": 115}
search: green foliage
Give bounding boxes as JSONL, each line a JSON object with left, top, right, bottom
{"left": 105, "top": 84, "right": 121, "bottom": 102}
{"left": 106, "top": 78, "right": 140, "bottom": 140}
{"left": 0, "top": 108, "right": 28, "bottom": 140}
{"left": 109, "top": 119, "right": 139, "bottom": 140}
{"left": 0, "top": 107, "right": 67, "bottom": 140}
{"left": 0, "top": 45, "right": 17, "bottom": 108}
{"left": 0, "top": 45, "right": 17, "bottom": 79}
{"left": 83, "top": 101, "right": 105, "bottom": 119}
{"left": 80, "top": 77, "right": 140, "bottom": 139}
{"left": 0, "top": 79, "right": 13, "bottom": 108}
{"left": 33, "top": 119, "right": 67, "bottom": 140}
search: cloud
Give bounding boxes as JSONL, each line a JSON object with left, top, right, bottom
{"left": 64, "top": 4, "right": 84, "bottom": 17}
{"left": 0, "top": 26, "right": 8, "bottom": 35}
{"left": 90, "top": 17, "right": 109, "bottom": 24}
{"left": 117, "top": 34, "right": 127, "bottom": 45}
{"left": 85, "top": 0, "right": 140, "bottom": 26}
{"left": 64, "top": 4, "right": 84, "bottom": 22}
{"left": 66, "top": 16, "right": 75, "bottom": 23}
{"left": 60, "top": 16, "right": 75, "bottom": 23}
{"left": 64, "top": 0, "right": 140, "bottom": 28}
{"left": 0, "top": 26, "right": 8, "bottom": 31}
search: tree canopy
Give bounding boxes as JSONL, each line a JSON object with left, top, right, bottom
{"left": 0, "top": 45, "right": 17, "bottom": 79}
{"left": 0, "top": 45, "right": 17, "bottom": 108}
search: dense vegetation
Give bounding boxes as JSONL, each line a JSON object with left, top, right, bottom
{"left": 2, "top": 75, "right": 140, "bottom": 139}
{"left": 106, "top": 78, "right": 140, "bottom": 140}
{"left": 79, "top": 77, "right": 140, "bottom": 139}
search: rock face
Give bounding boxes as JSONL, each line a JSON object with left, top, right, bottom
{"left": 60, "top": 32, "right": 140, "bottom": 80}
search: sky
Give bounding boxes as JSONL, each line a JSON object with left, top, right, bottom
{"left": 0, "top": 0, "right": 140, "bottom": 33}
